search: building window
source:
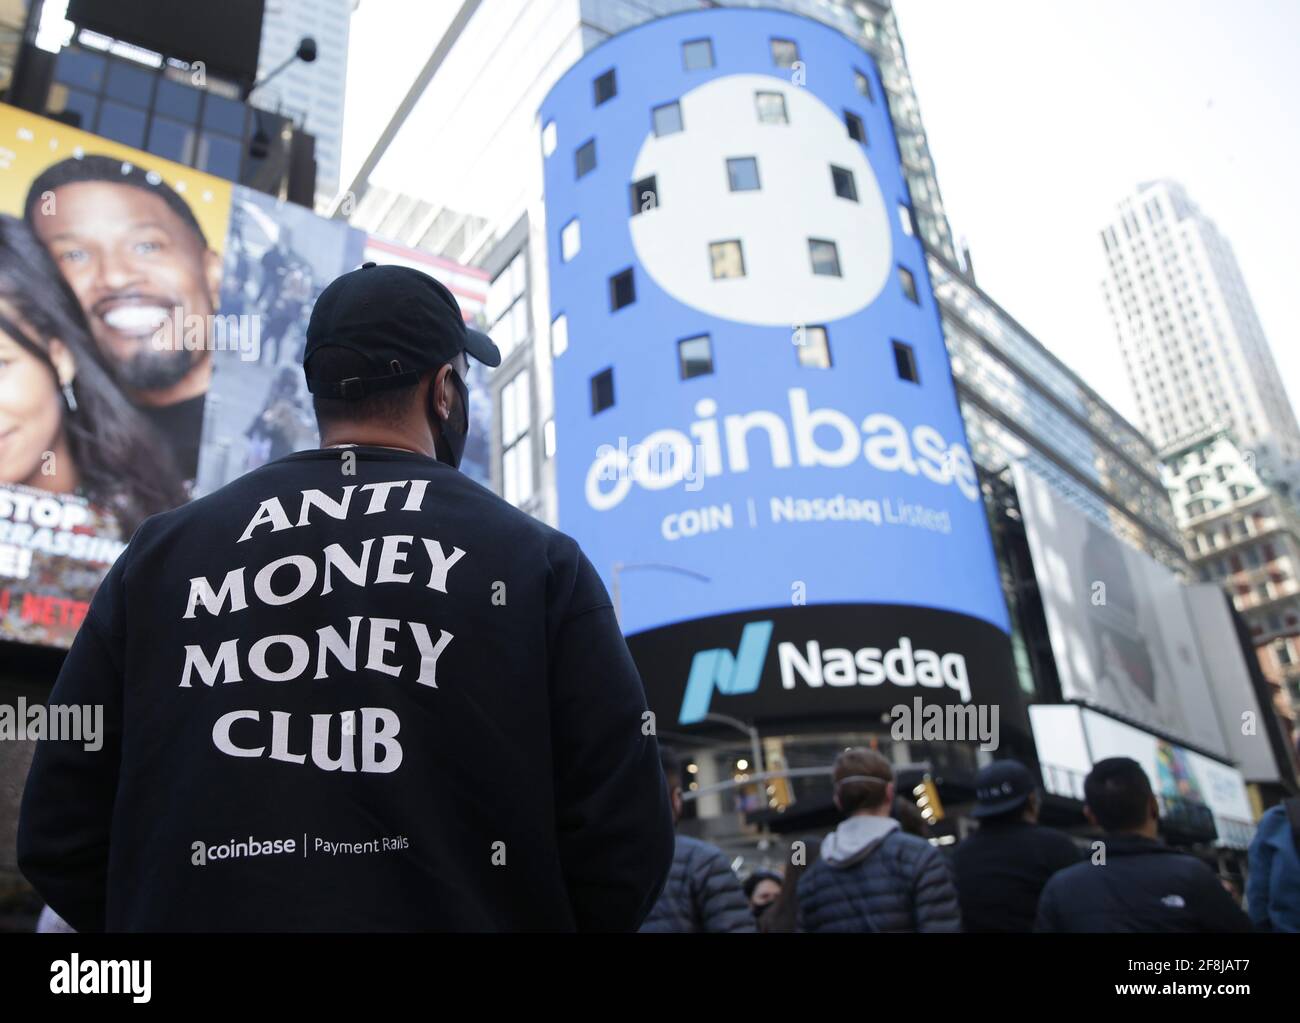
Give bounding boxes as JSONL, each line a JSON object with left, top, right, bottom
{"left": 809, "top": 239, "right": 841, "bottom": 277}
{"left": 845, "top": 110, "right": 866, "bottom": 144}
{"left": 726, "top": 156, "right": 760, "bottom": 191}
{"left": 770, "top": 38, "right": 799, "bottom": 68}
{"left": 831, "top": 165, "right": 857, "bottom": 201}
{"left": 575, "top": 138, "right": 596, "bottom": 179}
{"left": 678, "top": 334, "right": 714, "bottom": 379}
{"left": 898, "top": 265, "right": 919, "bottom": 302}
{"left": 550, "top": 313, "right": 568, "bottom": 358}
{"left": 854, "top": 68, "right": 874, "bottom": 101}
{"left": 541, "top": 119, "right": 557, "bottom": 156}
{"left": 593, "top": 69, "right": 617, "bottom": 105}
{"left": 893, "top": 340, "right": 919, "bottom": 384}
{"left": 898, "top": 203, "right": 914, "bottom": 236}
{"left": 609, "top": 268, "right": 636, "bottom": 310}
{"left": 501, "top": 371, "right": 533, "bottom": 508}
{"left": 591, "top": 367, "right": 615, "bottom": 414}
{"left": 652, "top": 100, "right": 683, "bottom": 136}
{"left": 797, "top": 326, "right": 831, "bottom": 368}
{"left": 1187, "top": 476, "right": 1204, "bottom": 495}
{"left": 485, "top": 250, "right": 528, "bottom": 362}
{"left": 710, "top": 240, "right": 745, "bottom": 279}
{"left": 630, "top": 174, "right": 658, "bottom": 215}
{"left": 560, "top": 218, "right": 580, "bottom": 262}
{"left": 682, "top": 38, "right": 714, "bottom": 70}
{"left": 755, "top": 91, "right": 788, "bottom": 124}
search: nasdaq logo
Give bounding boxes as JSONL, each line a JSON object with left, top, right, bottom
{"left": 678, "top": 620, "right": 774, "bottom": 725}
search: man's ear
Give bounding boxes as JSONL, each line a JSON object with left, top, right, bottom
{"left": 203, "top": 249, "right": 222, "bottom": 311}
{"left": 433, "top": 363, "right": 455, "bottom": 421}
{"left": 884, "top": 780, "right": 895, "bottom": 808}
{"left": 1083, "top": 804, "right": 1099, "bottom": 828}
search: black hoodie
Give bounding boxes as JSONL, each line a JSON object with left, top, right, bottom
{"left": 18, "top": 446, "right": 674, "bottom": 932}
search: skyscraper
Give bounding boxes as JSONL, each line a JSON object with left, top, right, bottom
{"left": 1101, "top": 180, "right": 1300, "bottom": 481}
{"left": 255, "top": 0, "right": 355, "bottom": 206}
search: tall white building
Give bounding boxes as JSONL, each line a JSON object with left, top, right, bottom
{"left": 1101, "top": 180, "right": 1300, "bottom": 481}
{"left": 255, "top": 0, "right": 356, "bottom": 206}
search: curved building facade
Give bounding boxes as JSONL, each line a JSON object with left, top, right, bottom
{"left": 539, "top": 8, "right": 1022, "bottom": 760}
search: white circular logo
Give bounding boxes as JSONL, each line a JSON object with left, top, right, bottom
{"left": 629, "top": 73, "right": 892, "bottom": 327}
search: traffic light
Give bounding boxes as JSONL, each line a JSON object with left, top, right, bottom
{"left": 913, "top": 774, "right": 944, "bottom": 824}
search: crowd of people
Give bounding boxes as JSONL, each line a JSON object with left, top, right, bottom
{"left": 642, "top": 748, "right": 1300, "bottom": 933}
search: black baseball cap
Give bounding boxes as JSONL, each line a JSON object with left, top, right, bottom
{"left": 303, "top": 262, "right": 501, "bottom": 399}
{"left": 971, "top": 760, "right": 1036, "bottom": 819}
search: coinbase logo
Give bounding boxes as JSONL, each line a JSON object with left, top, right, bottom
{"left": 629, "top": 73, "right": 892, "bottom": 326}
{"left": 679, "top": 620, "right": 774, "bottom": 724}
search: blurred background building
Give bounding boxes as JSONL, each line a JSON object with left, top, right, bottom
{"left": 253, "top": 0, "right": 355, "bottom": 207}
{"left": 1164, "top": 428, "right": 1300, "bottom": 729}
{"left": 1102, "top": 180, "right": 1300, "bottom": 487}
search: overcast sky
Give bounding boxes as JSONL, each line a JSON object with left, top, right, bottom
{"left": 891, "top": 0, "right": 1300, "bottom": 424}
{"left": 342, "top": 0, "right": 1300, "bottom": 426}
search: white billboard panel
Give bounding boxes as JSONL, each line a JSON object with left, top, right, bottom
{"left": 1014, "top": 465, "right": 1229, "bottom": 756}
{"left": 1029, "top": 704, "right": 1255, "bottom": 848}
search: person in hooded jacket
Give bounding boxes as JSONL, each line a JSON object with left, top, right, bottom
{"left": 797, "top": 748, "right": 961, "bottom": 933}
{"left": 639, "top": 750, "right": 756, "bottom": 933}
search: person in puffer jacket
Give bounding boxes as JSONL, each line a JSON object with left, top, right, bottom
{"left": 640, "top": 751, "right": 755, "bottom": 933}
{"left": 797, "top": 748, "right": 961, "bottom": 933}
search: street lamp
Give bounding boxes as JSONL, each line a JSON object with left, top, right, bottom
{"left": 701, "top": 711, "right": 765, "bottom": 814}
{"left": 609, "top": 561, "right": 710, "bottom": 627}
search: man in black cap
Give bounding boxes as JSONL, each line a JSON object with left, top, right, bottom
{"left": 18, "top": 262, "right": 675, "bottom": 932}
{"left": 951, "top": 760, "right": 1080, "bottom": 932}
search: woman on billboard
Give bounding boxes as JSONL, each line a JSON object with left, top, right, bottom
{"left": 0, "top": 215, "right": 184, "bottom": 534}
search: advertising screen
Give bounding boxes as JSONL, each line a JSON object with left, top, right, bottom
{"left": 67, "top": 0, "right": 267, "bottom": 84}
{"left": 1029, "top": 704, "right": 1255, "bottom": 849}
{"left": 540, "top": 9, "right": 1019, "bottom": 731}
{"left": 0, "top": 104, "right": 489, "bottom": 649}
{"left": 1014, "top": 463, "right": 1234, "bottom": 757}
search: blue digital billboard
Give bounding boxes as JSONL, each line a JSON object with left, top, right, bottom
{"left": 540, "top": 9, "right": 1019, "bottom": 730}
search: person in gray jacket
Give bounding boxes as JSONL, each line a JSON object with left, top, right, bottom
{"left": 797, "top": 748, "right": 962, "bottom": 933}
{"left": 639, "top": 751, "right": 756, "bottom": 933}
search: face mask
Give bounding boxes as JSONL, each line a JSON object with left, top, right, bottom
{"left": 432, "top": 366, "right": 470, "bottom": 469}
